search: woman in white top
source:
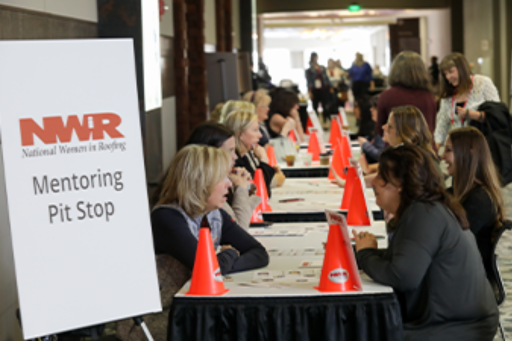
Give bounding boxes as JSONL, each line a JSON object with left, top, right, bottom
{"left": 434, "top": 52, "right": 500, "bottom": 148}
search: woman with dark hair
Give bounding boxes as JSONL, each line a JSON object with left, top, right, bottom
{"left": 354, "top": 144, "right": 498, "bottom": 340}
{"left": 358, "top": 95, "right": 385, "bottom": 164}
{"left": 376, "top": 51, "right": 436, "bottom": 136}
{"left": 266, "top": 87, "right": 305, "bottom": 141}
{"left": 442, "top": 127, "right": 505, "bottom": 275}
{"left": 151, "top": 122, "right": 261, "bottom": 230}
{"left": 305, "top": 52, "right": 332, "bottom": 126}
{"left": 434, "top": 52, "right": 500, "bottom": 148}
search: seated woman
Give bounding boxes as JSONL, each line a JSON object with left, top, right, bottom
{"left": 266, "top": 87, "right": 305, "bottom": 142}
{"left": 224, "top": 110, "right": 285, "bottom": 192}
{"left": 152, "top": 145, "right": 269, "bottom": 275}
{"left": 219, "top": 100, "right": 255, "bottom": 123}
{"left": 185, "top": 122, "right": 261, "bottom": 230}
{"left": 243, "top": 89, "right": 272, "bottom": 146}
{"left": 358, "top": 94, "right": 385, "bottom": 164}
{"left": 354, "top": 144, "right": 498, "bottom": 341}
{"left": 442, "top": 127, "right": 505, "bottom": 276}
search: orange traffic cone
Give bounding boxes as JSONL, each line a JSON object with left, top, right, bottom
{"left": 340, "top": 167, "right": 357, "bottom": 210}
{"left": 328, "top": 138, "right": 348, "bottom": 180}
{"left": 314, "top": 223, "right": 362, "bottom": 292}
{"left": 305, "top": 116, "right": 314, "bottom": 134}
{"left": 288, "top": 129, "right": 297, "bottom": 144}
{"left": 328, "top": 118, "right": 341, "bottom": 146}
{"left": 186, "top": 227, "right": 229, "bottom": 296}
{"left": 254, "top": 168, "right": 272, "bottom": 212}
{"left": 341, "top": 131, "right": 353, "bottom": 163}
{"left": 267, "top": 145, "right": 278, "bottom": 167}
{"left": 346, "top": 174, "right": 371, "bottom": 226}
{"left": 307, "top": 131, "right": 321, "bottom": 161}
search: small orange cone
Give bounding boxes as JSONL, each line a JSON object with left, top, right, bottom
{"left": 267, "top": 145, "right": 278, "bottom": 167}
{"left": 314, "top": 223, "right": 362, "bottom": 292}
{"left": 288, "top": 129, "right": 297, "bottom": 144}
{"left": 305, "top": 116, "right": 314, "bottom": 134}
{"left": 186, "top": 227, "right": 229, "bottom": 296}
{"left": 340, "top": 167, "right": 357, "bottom": 209}
{"left": 307, "top": 131, "right": 321, "bottom": 161}
{"left": 328, "top": 118, "right": 341, "bottom": 146}
{"left": 254, "top": 168, "right": 272, "bottom": 212}
{"left": 328, "top": 138, "right": 348, "bottom": 180}
{"left": 346, "top": 174, "right": 371, "bottom": 226}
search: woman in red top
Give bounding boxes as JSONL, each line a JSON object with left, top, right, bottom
{"left": 376, "top": 51, "right": 436, "bottom": 137}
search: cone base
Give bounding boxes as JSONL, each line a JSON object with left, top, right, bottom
{"left": 185, "top": 288, "right": 229, "bottom": 296}
{"left": 313, "top": 286, "right": 359, "bottom": 293}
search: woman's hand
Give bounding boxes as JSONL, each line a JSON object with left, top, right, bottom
{"left": 456, "top": 106, "right": 469, "bottom": 120}
{"left": 329, "top": 164, "right": 346, "bottom": 187}
{"left": 253, "top": 145, "right": 269, "bottom": 164}
{"left": 229, "top": 167, "right": 250, "bottom": 189}
{"left": 352, "top": 230, "right": 377, "bottom": 252}
{"left": 273, "top": 166, "right": 286, "bottom": 187}
{"left": 358, "top": 136, "right": 368, "bottom": 145}
{"left": 221, "top": 244, "right": 240, "bottom": 257}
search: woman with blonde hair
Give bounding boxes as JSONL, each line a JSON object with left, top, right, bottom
{"left": 223, "top": 110, "right": 285, "bottom": 194}
{"left": 442, "top": 127, "right": 505, "bottom": 275}
{"left": 243, "top": 90, "right": 272, "bottom": 146}
{"left": 434, "top": 52, "right": 500, "bottom": 148}
{"left": 376, "top": 51, "right": 436, "bottom": 136}
{"left": 219, "top": 100, "right": 255, "bottom": 123}
{"left": 348, "top": 52, "right": 374, "bottom": 99}
{"left": 152, "top": 145, "right": 268, "bottom": 273}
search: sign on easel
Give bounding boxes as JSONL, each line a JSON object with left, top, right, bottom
{"left": 0, "top": 40, "right": 161, "bottom": 339}
{"left": 338, "top": 107, "right": 349, "bottom": 129}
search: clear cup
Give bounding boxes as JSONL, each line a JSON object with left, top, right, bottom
{"left": 304, "top": 153, "right": 313, "bottom": 167}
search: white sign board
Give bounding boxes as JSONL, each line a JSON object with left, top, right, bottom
{"left": 0, "top": 40, "right": 161, "bottom": 339}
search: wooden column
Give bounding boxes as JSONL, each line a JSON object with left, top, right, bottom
{"left": 173, "top": 0, "right": 190, "bottom": 149}
{"left": 186, "top": 0, "right": 208, "bottom": 129}
{"left": 224, "top": 0, "right": 233, "bottom": 51}
{"left": 215, "top": 0, "right": 226, "bottom": 51}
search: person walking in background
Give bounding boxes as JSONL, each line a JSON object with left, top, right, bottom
{"left": 429, "top": 56, "right": 440, "bottom": 89}
{"left": 376, "top": 51, "right": 436, "bottom": 137}
{"left": 305, "top": 52, "right": 332, "bottom": 126}
{"left": 348, "top": 52, "right": 374, "bottom": 99}
{"left": 434, "top": 52, "right": 500, "bottom": 149}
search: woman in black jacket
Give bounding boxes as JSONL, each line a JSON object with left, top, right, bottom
{"left": 442, "top": 126, "right": 505, "bottom": 275}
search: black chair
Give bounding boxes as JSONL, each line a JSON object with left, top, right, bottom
{"left": 487, "top": 220, "right": 512, "bottom": 340}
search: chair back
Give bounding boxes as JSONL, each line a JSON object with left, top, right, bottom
{"left": 487, "top": 220, "right": 512, "bottom": 306}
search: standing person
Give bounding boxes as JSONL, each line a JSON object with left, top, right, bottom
{"left": 376, "top": 51, "right": 436, "bottom": 137}
{"left": 434, "top": 52, "right": 500, "bottom": 149}
{"left": 429, "top": 56, "right": 440, "bottom": 88}
{"left": 305, "top": 52, "right": 331, "bottom": 126}
{"left": 354, "top": 144, "right": 499, "bottom": 341}
{"left": 243, "top": 90, "right": 272, "bottom": 146}
{"left": 326, "top": 58, "right": 344, "bottom": 87}
{"left": 441, "top": 127, "right": 505, "bottom": 275}
{"left": 348, "top": 52, "right": 374, "bottom": 99}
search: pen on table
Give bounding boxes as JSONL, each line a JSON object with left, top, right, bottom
{"left": 279, "top": 198, "right": 305, "bottom": 203}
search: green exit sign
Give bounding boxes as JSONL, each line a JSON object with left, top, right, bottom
{"left": 348, "top": 4, "right": 361, "bottom": 12}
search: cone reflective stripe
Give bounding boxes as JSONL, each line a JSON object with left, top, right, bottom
{"left": 253, "top": 168, "right": 272, "bottom": 212}
{"left": 288, "top": 129, "right": 297, "bottom": 143}
{"left": 340, "top": 167, "right": 357, "bottom": 209}
{"left": 328, "top": 138, "right": 348, "bottom": 180}
{"left": 314, "top": 223, "right": 362, "bottom": 292}
{"left": 267, "top": 145, "right": 278, "bottom": 167}
{"left": 346, "top": 174, "right": 371, "bottom": 226}
{"left": 305, "top": 116, "right": 314, "bottom": 134}
{"left": 186, "top": 227, "right": 229, "bottom": 296}
{"left": 307, "top": 131, "right": 321, "bottom": 161}
{"left": 328, "top": 118, "right": 341, "bottom": 146}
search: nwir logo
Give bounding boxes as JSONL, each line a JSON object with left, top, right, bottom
{"left": 20, "top": 113, "right": 124, "bottom": 146}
